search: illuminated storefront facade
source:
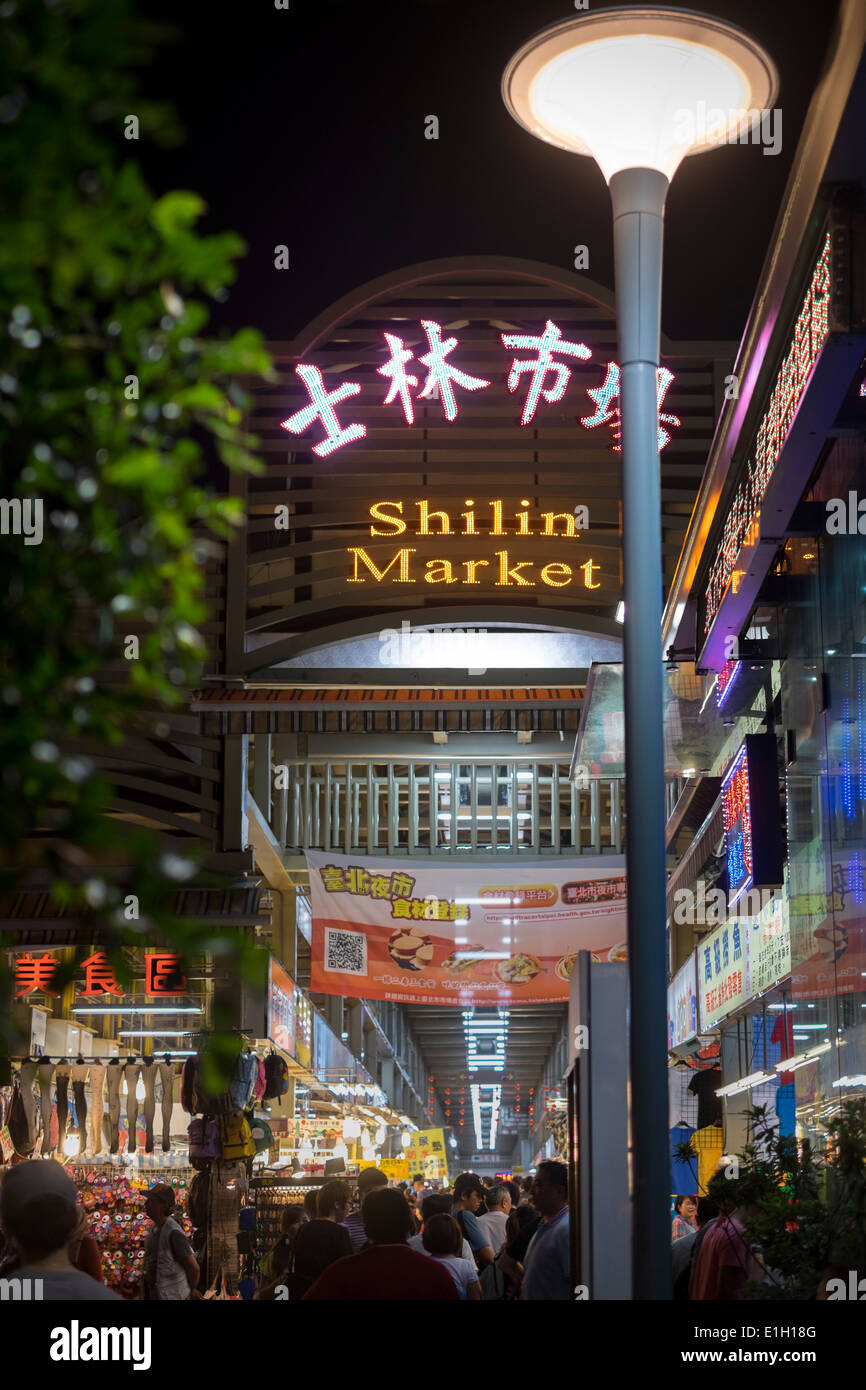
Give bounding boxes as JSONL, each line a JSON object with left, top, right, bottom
{"left": 656, "top": 25, "right": 866, "bottom": 1175}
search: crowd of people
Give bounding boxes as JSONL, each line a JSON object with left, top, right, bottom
{"left": 258, "top": 1162, "right": 571, "bottom": 1300}
{"left": 0, "top": 1157, "right": 572, "bottom": 1301}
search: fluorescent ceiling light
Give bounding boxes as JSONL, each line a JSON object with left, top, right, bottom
{"left": 715, "top": 1069, "right": 774, "bottom": 1097}
{"left": 117, "top": 1030, "right": 192, "bottom": 1037}
{"left": 775, "top": 1041, "right": 832, "bottom": 1071}
{"left": 72, "top": 1006, "right": 202, "bottom": 1015}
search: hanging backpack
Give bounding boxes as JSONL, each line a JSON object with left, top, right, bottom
{"left": 254, "top": 1057, "right": 267, "bottom": 1101}
{"left": 250, "top": 1116, "right": 274, "bottom": 1156}
{"left": 263, "top": 1053, "right": 289, "bottom": 1102}
{"left": 188, "top": 1116, "right": 220, "bottom": 1161}
{"left": 220, "top": 1112, "right": 256, "bottom": 1161}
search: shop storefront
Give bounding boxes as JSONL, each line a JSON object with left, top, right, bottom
{"left": 655, "top": 36, "right": 866, "bottom": 1179}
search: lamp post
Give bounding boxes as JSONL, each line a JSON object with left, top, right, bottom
{"left": 502, "top": 8, "right": 777, "bottom": 1299}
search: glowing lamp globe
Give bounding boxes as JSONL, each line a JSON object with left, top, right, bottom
{"left": 502, "top": 7, "right": 778, "bottom": 183}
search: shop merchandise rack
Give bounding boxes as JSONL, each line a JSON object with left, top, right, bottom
{"left": 248, "top": 1172, "right": 326, "bottom": 1267}
{"left": 67, "top": 1162, "right": 193, "bottom": 1299}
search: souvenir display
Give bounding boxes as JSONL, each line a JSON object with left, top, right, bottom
{"left": 65, "top": 1165, "right": 193, "bottom": 1299}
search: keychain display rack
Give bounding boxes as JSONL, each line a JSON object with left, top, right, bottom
{"left": 66, "top": 1162, "right": 193, "bottom": 1299}
{"left": 249, "top": 1172, "right": 323, "bottom": 1269}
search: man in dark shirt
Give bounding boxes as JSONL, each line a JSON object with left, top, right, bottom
{"left": 289, "top": 1180, "right": 353, "bottom": 1296}
{"left": 343, "top": 1168, "right": 389, "bottom": 1253}
{"left": 451, "top": 1172, "right": 495, "bottom": 1269}
{"left": 303, "top": 1187, "right": 459, "bottom": 1300}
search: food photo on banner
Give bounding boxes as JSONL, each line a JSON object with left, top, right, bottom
{"left": 306, "top": 851, "right": 627, "bottom": 1005}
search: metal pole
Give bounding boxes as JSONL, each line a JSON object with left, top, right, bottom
{"left": 609, "top": 164, "right": 672, "bottom": 1300}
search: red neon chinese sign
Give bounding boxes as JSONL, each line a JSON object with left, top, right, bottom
{"left": 80, "top": 951, "right": 123, "bottom": 996}
{"left": 14, "top": 953, "right": 61, "bottom": 997}
{"left": 282, "top": 319, "right": 679, "bottom": 457}
{"left": 144, "top": 952, "right": 187, "bottom": 996}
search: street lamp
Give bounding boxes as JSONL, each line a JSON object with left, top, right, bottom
{"left": 502, "top": 7, "right": 777, "bottom": 1299}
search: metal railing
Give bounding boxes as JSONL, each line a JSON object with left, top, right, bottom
{"left": 262, "top": 759, "right": 624, "bottom": 856}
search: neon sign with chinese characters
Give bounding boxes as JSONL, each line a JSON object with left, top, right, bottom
{"left": 13, "top": 951, "right": 187, "bottom": 999}
{"left": 281, "top": 319, "right": 679, "bottom": 458}
{"left": 721, "top": 735, "right": 783, "bottom": 907}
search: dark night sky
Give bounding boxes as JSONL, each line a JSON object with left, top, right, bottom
{"left": 136, "top": 0, "right": 839, "bottom": 347}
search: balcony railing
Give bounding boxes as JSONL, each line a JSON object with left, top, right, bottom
{"left": 260, "top": 759, "right": 624, "bottom": 857}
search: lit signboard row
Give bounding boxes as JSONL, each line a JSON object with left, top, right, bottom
{"left": 668, "top": 891, "right": 791, "bottom": 1041}
{"left": 281, "top": 319, "right": 679, "bottom": 457}
{"left": 667, "top": 736, "right": 786, "bottom": 1043}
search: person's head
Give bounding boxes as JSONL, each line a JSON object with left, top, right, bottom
{"left": 420, "top": 1192, "right": 453, "bottom": 1224}
{"left": 317, "top": 1180, "right": 351, "bottom": 1222}
{"left": 357, "top": 1168, "right": 389, "bottom": 1202}
{"left": 705, "top": 1156, "right": 742, "bottom": 1216}
{"left": 452, "top": 1172, "right": 485, "bottom": 1212}
{"left": 485, "top": 1183, "right": 512, "bottom": 1215}
{"left": 422, "top": 1213, "right": 462, "bottom": 1258}
{"left": 362, "top": 1187, "right": 415, "bottom": 1245}
{"left": 504, "top": 1179, "right": 521, "bottom": 1208}
{"left": 0, "top": 1160, "right": 79, "bottom": 1262}
{"left": 280, "top": 1204, "right": 307, "bottom": 1237}
{"left": 506, "top": 1201, "right": 538, "bottom": 1243}
{"left": 520, "top": 1175, "right": 533, "bottom": 1196}
{"left": 144, "top": 1183, "right": 176, "bottom": 1224}
{"left": 412, "top": 1174, "right": 425, "bottom": 1191}
{"left": 674, "top": 1194, "right": 697, "bottom": 1223}
{"left": 695, "top": 1198, "right": 718, "bottom": 1229}
{"left": 530, "top": 1160, "right": 569, "bottom": 1217}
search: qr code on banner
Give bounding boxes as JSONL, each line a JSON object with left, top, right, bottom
{"left": 325, "top": 928, "right": 368, "bottom": 976}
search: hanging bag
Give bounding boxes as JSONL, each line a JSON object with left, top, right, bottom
{"left": 219, "top": 1112, "right": 255, "bottom": 1162}
{"left": 188, "top": 1116, "right": 220, "bottom": 1161}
